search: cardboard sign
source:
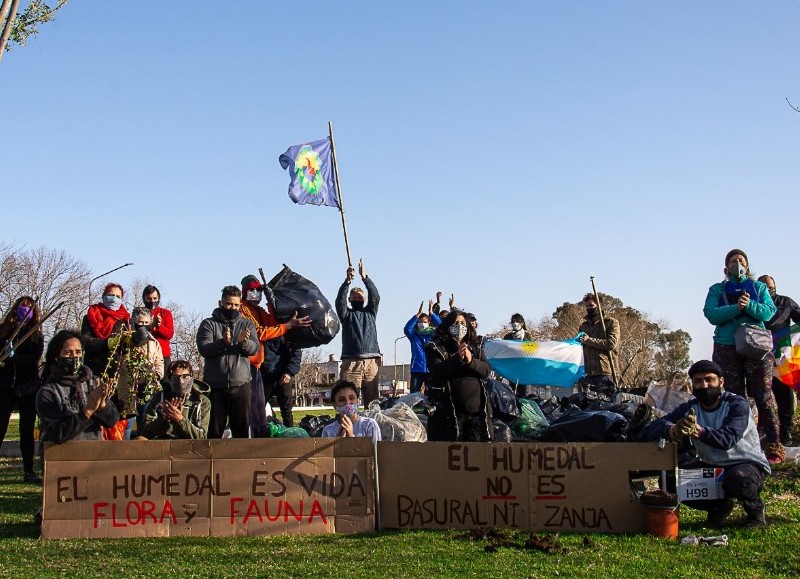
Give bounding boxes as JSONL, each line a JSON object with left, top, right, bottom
{"left": 677, "top": 468, "right": 725, "bottom": 502}
{"left": 378, "top": 442, "right": 676, "bottom": 533}
{"left": 42, "top": 438, "right": 376, "bottom": 539}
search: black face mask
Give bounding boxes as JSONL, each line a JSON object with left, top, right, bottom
{"left": 57, "top": 356, "right": 83, "bottom": 376}
{"left": 350, "top": 301, "right": 365, "bottom": 311}
{"left": 144, "top": 300, "right": 159, "bottom": 311}
{"left": 221, "top": 308, "right": 240, "bottom": 321}
{"left": 586, "top": 307, "right": 598, "bottom": 318}
{"left": 693, "top": 386, "right": 722, "bottom": 407}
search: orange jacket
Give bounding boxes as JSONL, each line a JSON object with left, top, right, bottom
{"left": 239, "top": 302, "right": 288, "bottom": 368}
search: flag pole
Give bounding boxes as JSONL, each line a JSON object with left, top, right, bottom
{"left": 328, "top": 121, "right": 353, "bottom": 267}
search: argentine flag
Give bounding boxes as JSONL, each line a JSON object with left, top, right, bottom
{"left": 484, "top": 336, "right": 585, "bottom": 388}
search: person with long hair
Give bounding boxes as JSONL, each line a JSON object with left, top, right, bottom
{"left": 0, "top": 297, "right": 44, "bottom": 483}
{"left": 425, "top": 310, "right": 492, "bottom": 442}
{"left": 35, "top": 330, "right": 119, "bottom": 444}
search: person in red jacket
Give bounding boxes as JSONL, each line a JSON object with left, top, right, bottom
{"left": 142, "top": 285, "right": 174, "bottom": 371}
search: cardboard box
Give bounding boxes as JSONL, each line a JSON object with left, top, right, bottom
{"left": 677, "top": 468, "right": 725, "bottom": 502}
{"left": 41, "top": 438, "right": 376, "bottom": 539}
{"left": 378, "top": 442, "right": 676, "bottom": 533}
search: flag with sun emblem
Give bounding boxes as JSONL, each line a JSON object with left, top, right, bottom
{"left": 484, "top": 336, "right": 585, "bottom": 388}
{"left": 279, "top": 138, "right": 340, "bottom": 208}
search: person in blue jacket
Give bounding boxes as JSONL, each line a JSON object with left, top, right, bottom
{"left": 703, "top": 248, "right": 781, "bottom": 463}
{"left": 404, "top": 300, "right": 441, "bottom": 393}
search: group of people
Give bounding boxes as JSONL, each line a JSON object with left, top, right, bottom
{"left": 0, "top": 249, "right": 796, "bottom": 530}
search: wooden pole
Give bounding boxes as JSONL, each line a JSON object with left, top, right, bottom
{"left": 328, "top": 121, "right": 352, "bottom": 267}
{"left": 0, "top": 0, "right": 20, "bottom": 64}
{"left": 589, "top": 276, "right": 620, "bottom": 386}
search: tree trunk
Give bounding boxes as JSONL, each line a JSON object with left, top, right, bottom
{"left": 0, "top": 0, "right": 20, "bottom": 64}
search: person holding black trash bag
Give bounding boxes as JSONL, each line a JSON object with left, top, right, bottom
{"left": 639, "top": 360, "right": 770, "bottom": 529}
{"left": 336, "top": 259, "right": 381, "bottom": 406}
{"left": 703, "top": 249, "right": 782, "bottom": 463}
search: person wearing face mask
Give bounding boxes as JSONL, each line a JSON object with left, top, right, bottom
{"left": 403, "top": 300, "right": 442, "bottom": 393}
{"left": 335, "top": 259, "right": 382, "bottom": 406}
{"left": 757, "top": 274, "right": 800, "bottom": 446}
{"left": 503, "top": 313, "right": 535, "bottom": 397}
{"left": 0, "top": 297, "right": 45, "bottom": 483}
{"left": 81, "top": 282, "right": 130, "bottom": 377}
{"left": 321, "top": 380, "right": 381, "bottom": 443}
{"left": 239, "top": 275, "right": 311, "bottom": 436}
{"left": 577, "top": 293, "right": 620, "bottom": 397}
{"left": 142, "top": 285, "right": 174, "bottom": 372}
{"left": 425, "top": 311, "right": 492, "bottom": 442}
{"left": 639, "top": 360, "right": 770, "bottom": 528}
{"left": 138, "top": 361, "right": 211, "bottom": 440}
{"left": 196, "top": 286, "right": 260, "bottom": 438}
{"left": 35, "top": 330, "right": 119, "bottom": 444}
{"left": 703, "top": 249, "right": 782, "bottom": 463}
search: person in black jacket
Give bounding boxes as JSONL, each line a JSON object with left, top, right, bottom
{"left": 425, "top": 310, "right": 492, "bottom": 442}
{"left": 261, "top": 337, "right": 302, "bottom": 426}
{"left": 758, "top": 275, "right": 800, "bottom": 446}
{"left": 0, "top": 297, "right": 44, "bottom": 483}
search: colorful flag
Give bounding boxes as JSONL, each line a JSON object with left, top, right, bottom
{"left": 484, "top": 337, "right": 585, "bottom": 388}
{"left": 279, "top": 138, "right": 340, "bottom": 208}
{"left": 774, "top": 323, "right": 800, "bottom": 390}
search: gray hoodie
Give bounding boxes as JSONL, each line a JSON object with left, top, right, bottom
{"left": 196, "top": 308, "right": 259, "bottom": 389}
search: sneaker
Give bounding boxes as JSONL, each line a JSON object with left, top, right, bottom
{"left": 744, "top": 505, "right": 766, "bottom": 529}
{"left": 22, "top": 471, "right": 42, "bottom": 485}
{"left": 780, "top": 430, "right": 793, "bottom": 447}
{"left": 705, "top": 499, "right": 735, "bottom": 528}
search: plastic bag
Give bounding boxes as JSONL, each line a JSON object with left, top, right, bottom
{"left": 266, "top": 265, "right": 340, "bottom": 348}
{"left": 539, "top": 410, "right": 627, "bottom": 442}
{"left": 484, "top": 378, "right": 520, "bottom": 421}
{"left": 267, "top": 421, "right": 310, "bottom": 438}
{"left": 644, "top": 383, "right": 693, "bottom": 414}
{"left": 511, "top": 398, "right": 549, "bottom": 436}
{"left": 363, "top": 400, "right": 427, "bottom": 442}
{"left": 299, "top": 414, "right": 335, "bottom": 437}
{"left": 492, "top": 419, "right": 513, "bottom": 442}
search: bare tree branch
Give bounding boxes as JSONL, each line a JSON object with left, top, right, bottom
{"left": 787, "top": 98, "right": 800, "bottom": 113}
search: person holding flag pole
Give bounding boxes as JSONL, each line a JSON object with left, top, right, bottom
{"left": 577, "top": 277, "right": 621, "bottom": 396}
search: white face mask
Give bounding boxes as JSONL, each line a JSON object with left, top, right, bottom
{"left": 510, "top": 322, "right": 522, "bottom": 331}
{"left": 417, "top": 322, "right": 429, "bottom": 331}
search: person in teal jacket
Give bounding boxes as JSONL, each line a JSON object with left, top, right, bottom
{"left": 703, "top": 248, "right": 782, "bottom": 463}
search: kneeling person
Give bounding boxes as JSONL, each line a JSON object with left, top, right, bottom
{"left": 321, "top": 380, "right": 381, "bottom": 443}
{"left": 639, "top": 360, "right": 770, "bottom": 528}
{"left": 139, "top": 361, "right": 211, "bottom": 439}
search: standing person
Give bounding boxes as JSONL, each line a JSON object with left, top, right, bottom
{"left": 196, "top": 286, "right": 260, "bottom": 438}
{"left": 425, "top": 311, "right": 492, "bottom": 442}
{"left": 578, "top": 293, "right": 620, "bottom": 396}
{"left": 262, "top": 337, "right": 303, "bottom": 427}
{"left": 239, "top": 275, "right": 310, "bottom": 436}
{"left": 81, "top": 283, "right": 130, "bottom": 377}
{"left": 403, "top": 301, "right": 441, "bottom": 393}
{"left": 704, "top": 249, "right": 782, "bottom": 463}
{"left": 639, "top": 360, "right": 770, "bottom": 528}
{"left": 757, "top": 274, "right": 800, "bottom": 446}
{"left": 142, "top": 285, "right": 174, "bottom": 372}
{"left": 321, "top": 380, "right": 381, "bottom": 443}
{"left": 335, "top": 259, "right": 381, "bottom": 406}
{"left": 0, "top": 297, "right": 44, "bottom": 483}
{"left": 35, "top": 330, "right": 119, "bottom": 444}
{"left": 138, "top": 360, "right": 211, "bottom": 440}
{"left": 503, "top": 313, "right": 535, "bottom": 397}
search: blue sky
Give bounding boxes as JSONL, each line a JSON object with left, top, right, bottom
{"left": 2, "top": 1, "right": 798, "bottom": 369}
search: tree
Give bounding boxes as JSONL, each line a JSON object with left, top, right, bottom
{"left": 522, "top": 293, "right": 692, "bottom": 389}
{"left": 1, "top": 0, "right": 69, "bottom": 63}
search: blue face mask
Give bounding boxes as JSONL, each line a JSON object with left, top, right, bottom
{"left": 102, "top": 294, "right": 123, "bottom": 311}
{"left": 336, "top": 403, "right": 359, "bottom": 418}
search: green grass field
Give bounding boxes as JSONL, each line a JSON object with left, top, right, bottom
{"left": 0, "top": 453, "right": 798, "bottom": 578}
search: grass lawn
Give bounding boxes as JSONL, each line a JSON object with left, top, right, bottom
{"left": 0, "top": 453, "right": 798, "bottom": 578}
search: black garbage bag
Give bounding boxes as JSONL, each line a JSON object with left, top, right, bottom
{"left": 565, "top": 390, "right": 610, "bottom": 410}
{"left": 266, "top": 265, "right": 340, "bottom": 348}
{"left": 539, "top": 410, "right": 628, "bottom": 443}
{"left": 299, "top": 414, "right": 335, "bottom": 437}
{"left": 493, "top": 419, "right": 513, "bottom": 442}
{"left": 484, "top": 379, "right": 520, "bottom": 421}
{"left": 609, "top": 400, "right": 640, "bottom": 421}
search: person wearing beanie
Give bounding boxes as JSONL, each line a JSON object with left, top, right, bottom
{"left": 703, "top": 249, "right": 782, "bottom": 463}
{"left": 639, "top": 359, "right": 770, "bottom": 528}
{"left": 239, "top": 274, "right": 310, "bottom": 435}
{"left": 757, "top": 274, "right": 800, "bottom": 446}
{"left": 577, "top": 293, "right": 620, "bottom": 397}
{"left": 335, "top": 258, "right": 382, "bottom": 406}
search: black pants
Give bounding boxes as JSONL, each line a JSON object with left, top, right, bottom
{"left": 773, "top": 377, "right": 796, "bottom": 436}
{"left": 209, "top": 382, "right": 252, "bottom": 438}
{"left": 683, "top": 462, "right": 766, "bottom": 517}
{"left": 0, "top": 388, "right": 37, "bottom": 473}
{"left": 262, "top": 370, "right": 295, "bottom": 427}
{"left": 248, "top": 366, "right": 268, "bottom": 437}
